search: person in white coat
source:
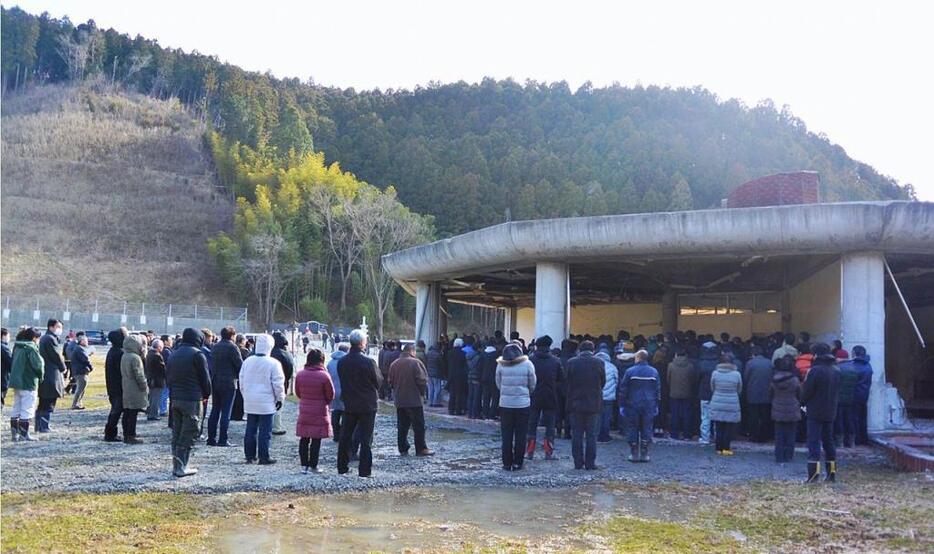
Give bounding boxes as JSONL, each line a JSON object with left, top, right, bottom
{"left": 239, "top": 334, "right": 286, "bottom": 465}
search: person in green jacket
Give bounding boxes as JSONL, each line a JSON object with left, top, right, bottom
{"left": 9, "top": 327, "right": 45, "bottom": 442}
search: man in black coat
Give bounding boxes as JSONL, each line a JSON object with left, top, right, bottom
{"left": 800, "top": 342, "right": 842, "bottom": 483}
{"left": 103, "top": 328, "right": 129, "bottom": 441}
{"left": 206, "top": 326, "right": 243, "bottom": 446}
{"left": 166, "top": 328, "right": 212, "bottom": 477}
{"left": 446, "top": 339, "right": 468, "bottom": 415}
{"left": 270, "top": 331, "right": 294, "bottom": 435}
{"left": 564, "top": 341, "right": 606, "bottom": 470}
{"left": 37, "top": 319, "right": 66, "bottom": 433}
{"left": 336, "top": 329, "right": 382, "bottom": 477}
{"left": 526, "top": 335, "right": 562, "bottom": 460}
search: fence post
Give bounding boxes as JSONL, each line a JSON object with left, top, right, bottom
{"left": 220, "top": 307, "right": 224, "bottom": 321}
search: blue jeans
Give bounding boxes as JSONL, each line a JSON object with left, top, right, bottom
{"left": 835, "top": 404, "right": 856, "bottom": 447}
{"left": 208, "top": 387, "right": 235, "bottom": 443}
{"left": 669, "top": 398, "right": 692, "bottom": 440}
{"left": 159, "top": 387, "right": 170, "bottom": 415}
{"left": 626, "top": 405, "right": 654, "bottom": 445}
{"left": 599, "top": 400, "right": 614, "bottom": 441}
{"left": 774, "top": 421, "right": 797, "bottom": 462}
{"left": 569, "top": 411, "right": 600, "bottom": 469}
{"left": 467, "top": 382, "right": 483, "bottom": 418}
{"left": 428, "top": 377, "right": 444, "bottom": 406}
{"left": 244, "top": 413, "right": 273, "bottom": 462}
{"left": 527, "top": 406, "right": 556, "bottom": 441}
{"left": 806, "top": 418, "right": 836, "bottom": 462}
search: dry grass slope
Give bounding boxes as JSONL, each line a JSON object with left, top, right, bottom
{"left": 1, "top": 82, "right": 234, "bottom": 303}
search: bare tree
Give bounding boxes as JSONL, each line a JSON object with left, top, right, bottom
{"left": 310, "top": 186, "right": 361, "bottom": 312}
{"left": 124, "top": 52, "right": 152, "bottom": 86}
{"left": 242, "top": 234, "right": 305, "bottom": 328}
{"left": 56, "top": 33, "right": 89, "bottom": 81}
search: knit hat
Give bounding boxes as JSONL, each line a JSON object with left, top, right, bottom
{"left": 498, "top": 343, "right": 527, "bottom": 365}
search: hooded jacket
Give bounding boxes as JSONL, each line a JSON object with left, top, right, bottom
{"left": 770, "top": 371, "right": 801, "bottom": 422}
{"left": 145, "top": 348, "right": 166, "bottom": 388}
{"left": 466, "top": 346, "right": 483, "bottom": 384}
{"left": 565, "top": 351, "right": 606, "bottom": 414}
{"left": 239, "top": 334, "right": 286, "bottom": 415}
{"left": 9, "top": 340, "right": 44, "bottom": 391}
{"left": 165, "top": 328, "right": 212, "bottom": 402}
{"left": 529, "top": 348, "right": 561, "bottom": 410}
{"left": 667, "top": 355, "right": 698, "bottom": 400}
{"left": 595, "top": 352, "right": 618, "bottom": 402}
{"left": 697, "top": 343, "right": 720, "bottom": 402}
{"left": 337, "top": 346, "right": 382, "bottom": 412}
{"left": 271, "top": 333, "right": 294, "bottom": 386}
{"left": 481, "top": 345, "right": 498, "bottom": 388}
{"left": 105, "top": 330, "right": 127, "bottom": 399}
{"left": 326, "top": 349, "right": 347, "bottom": 411}
{"left": 38, "top": 330, "right": 66, "bottom": 400}
{"left": 211, "top": 339, "right": 243, "bottom": 391}
{"left": 495, "top": 354, "right": 536, "bottom": 409}
{"left": 743, "top": 355, "right": 774, "bottom": 405}
{"left": 709, "top": 363, "right": 742, "bottom": 423}
{"left": 836, "top": 362, "right": 860, "bottom": 407}
{"left": 845, "top": 357, "right": 873, "bottom": 404}
{"left": 800, "top": 357, "right": 841, "bottom": 422}
{"left": 295, "top": 362, "right": 335, "bottom": 438}
{"left": 425, "top": 345, "right": 445, "bottom": 379}
{"left": 120, "top": 334, "right": 149, "bottom": 411}
{"left": 619, "top": 360, "right": 661, "bottom": 413}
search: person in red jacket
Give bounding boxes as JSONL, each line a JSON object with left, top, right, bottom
{"left": 295, "top": 348, "right": 335, "bottom": 474}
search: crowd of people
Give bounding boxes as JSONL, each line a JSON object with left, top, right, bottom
{"left": 2, "top": 320, "right": 871, "bottom": 483}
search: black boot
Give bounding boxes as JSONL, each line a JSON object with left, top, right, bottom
{"left": 805, "top": 461, "right": 821, "bottom": 483}
{"left": 19, "top": 420, "right": 38, "bottom": 441}
{"left": 10, "top": 418, "right": 20, "bottom": 442}
{"left": 824, "top": 461, "right": 836, "bottom": 483}
{"left": 640, "top": 440, "right": 651, "bottom": 463}
{"left": 628, "top": 443, "right": 639, "bottom": 462}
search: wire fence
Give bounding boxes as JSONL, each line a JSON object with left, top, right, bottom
{"left": 0, "top": 296, "right": 250, "bottom": 334}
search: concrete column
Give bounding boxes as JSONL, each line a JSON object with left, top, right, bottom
{"left": 840, "top": 252, "right": 886, "bottom": 432}
{"left": 534, "top": 262, "right": 569, "bottom": 340}
{"left": 662, "top": 291, "right": 678, "bottom": 334}
{"left": 503, "top": 306, "right": 518, "bottom": 338}
{"left": 415, "top": 282, "right": 442, "bottom": 346}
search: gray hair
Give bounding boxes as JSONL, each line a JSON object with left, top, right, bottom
{"left": 635, "top": 349, "right": 650, "bottom": 363}
{"left": 348, "top": 329, "right": 367, "bottom": 347}
{"left": 151, "top": 339, "right": 163, "bottom": 349}
{"left": 337, "top": 342, "right": 350, "bottom": 352}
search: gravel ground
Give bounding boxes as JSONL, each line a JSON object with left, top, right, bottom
{"left": 0, "top": 397, "right": 890, "bottom": 494}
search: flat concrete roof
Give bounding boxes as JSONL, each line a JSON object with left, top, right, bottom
{"left": 383, "top": 201, "right": 934, "bottom": 284}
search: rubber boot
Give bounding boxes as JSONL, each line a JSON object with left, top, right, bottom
{"left": 19, "top": 420, "right": 38, "bottom": 441}
{"left": 37, "top": 410, "right": 51, "bottom": 433}
{"left": 640, "top": 440, "right": 651, "bottom": 463}
{"left": 543, "top": 438, "right": 555, "bottom": 460}
{"left": 525, "top": 438, "right": 536, "bottom": 460}
{"left": 824, "top": 461, "right": 836, "bottom": 483}
{"left": 174, "top": 447, "right": 198, "bottom": 478}
{"left": 805, "top": 461, "right": 821, "bottom": 483}
{"left": 10, "top": 418, "right": 20, "bottom": 442}
{"left": 171, "top": 447, "right": 181, "bottom": 476}
{"left": 628, "top": 443, "right": 639, "bottom": 462}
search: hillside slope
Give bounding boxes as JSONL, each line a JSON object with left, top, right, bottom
{"left": 0, "top": 82, "right": 234, "bottom": 303}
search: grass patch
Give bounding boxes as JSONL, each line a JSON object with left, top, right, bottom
{"left": 1, "top": 492, "right": 217, "bottom": 553}
{"left": 590, "top": 515, "right": 739, "bottom": 553}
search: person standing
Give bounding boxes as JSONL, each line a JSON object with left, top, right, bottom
{"left": 835, "top": 355, "right": 860, "bottom": 448}
{"left": 465, "top": 338, "right": 483, "bottom": 419}
{"left": 666, "top": 347, "right": 697, "bottom": 440}
{"left": 240, "top": 334, "right": 286, "bottom": 466}
{"left": 145, "top": 339, "right": 166, "bottom": 420}
{"left": 295, "top": 348, "right": 335, "bottom": 474}
{"left": 37, "top": 319, "right": 66, "bottom": 433}
{"left": 495, "top": 343, "right": 536, "bottom": 471}
{"left": 564, "top": 341, "right": 605, "bottom": 470}
{"left": 709, "top": 354, "right": 743, "bottom": 455}
{"left": 165, "top": 328, "right": 212, "bottom": 477}
{"left": 70, "top": 334, "right": 93, "bottom": 410}
{"left": 447, "top": 338, "right": 468, "bottom": 415}
{"left": 231, "top": 334, "right": 249, "bottom": 421}
{"left": 697, "top": 341, "right": 720, "bottom": 445}
{"left": 389, "top": 343, "right": 433, "bottom": 457}
{"left": 480, "top": 342, "right": 500, "bottom": 419}
{"left": 378, "top": 340, "right": 400, "bottom": 401}
{"left": 327, "top": 342, "right": 349, "bottom": 441}
{"left": 800, "top": 343, "right": 842, "bottom": 482}
{"left": 2, "top": 328, "right": 12, "bottom": 407}
{"left": 270, "top": 332, "right": 294, "bottom": 436}
{"left": 845, "top": 345, "right": 873, "bottom": 445}
{"left": 595, "top": 351, "right": 618, "bottom": 443}
{"left": 744, "top": 346, "right": 774, "bottom": 443}
{"left": 619, "top": 350, "right": 661, "bottom": 462}
{"left": 337, "top": 329, "right": 382, "bottom": 477}
{"left": 526, "top": 335, "right": 561, "bottom": 460}
{"left": 9, "top": 328, "right": 44, "bottom": 441}
{"left": 207, "top": 326, "right": 243, "bottom": 447}
{"left": 120, "top": 334, "right": 149, "bottom": 444}
{"left": 770, "top": 355, "right": 801, "bottom": 463}
{"left": 104, "top": 328, "right": 129, "bottom": 442}
{"left": 425, "top": 341, "right": 445, "bottom": 408}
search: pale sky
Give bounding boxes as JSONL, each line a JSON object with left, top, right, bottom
{"left": 12, "top": 0, "right": 934, "bottom": 199}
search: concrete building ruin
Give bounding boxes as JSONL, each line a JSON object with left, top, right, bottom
{"left": 383, "top": 193, "right": 934, "bottom": 435}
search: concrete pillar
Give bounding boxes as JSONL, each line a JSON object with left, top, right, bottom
{"left": 503, "top": 306, "right": 518, "bottom": 338}
{"left": 534, "top": 262, "right": 569, "bottom": 340}
{"left": 840, "top": 252, "right": 886, "bottom": 432}
{"left": 415, "top": 282, "right": 442, "bottom": 346}
{"left": 662, "top": 291, "right": 678, "bottom": 334}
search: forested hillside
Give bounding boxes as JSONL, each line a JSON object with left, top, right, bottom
{"left": 1, "top": 6, "right": 914, "bottom": 237}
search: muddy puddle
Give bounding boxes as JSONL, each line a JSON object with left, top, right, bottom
{"left": 427, "top": 427, "right": 491, "bottom": 442}
{"left": 218, "top": 484, "right": 693, "bottom": 553}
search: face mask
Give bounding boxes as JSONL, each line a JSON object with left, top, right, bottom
{"left": 53, "top": 328, "right": 63, "bottom": 337}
